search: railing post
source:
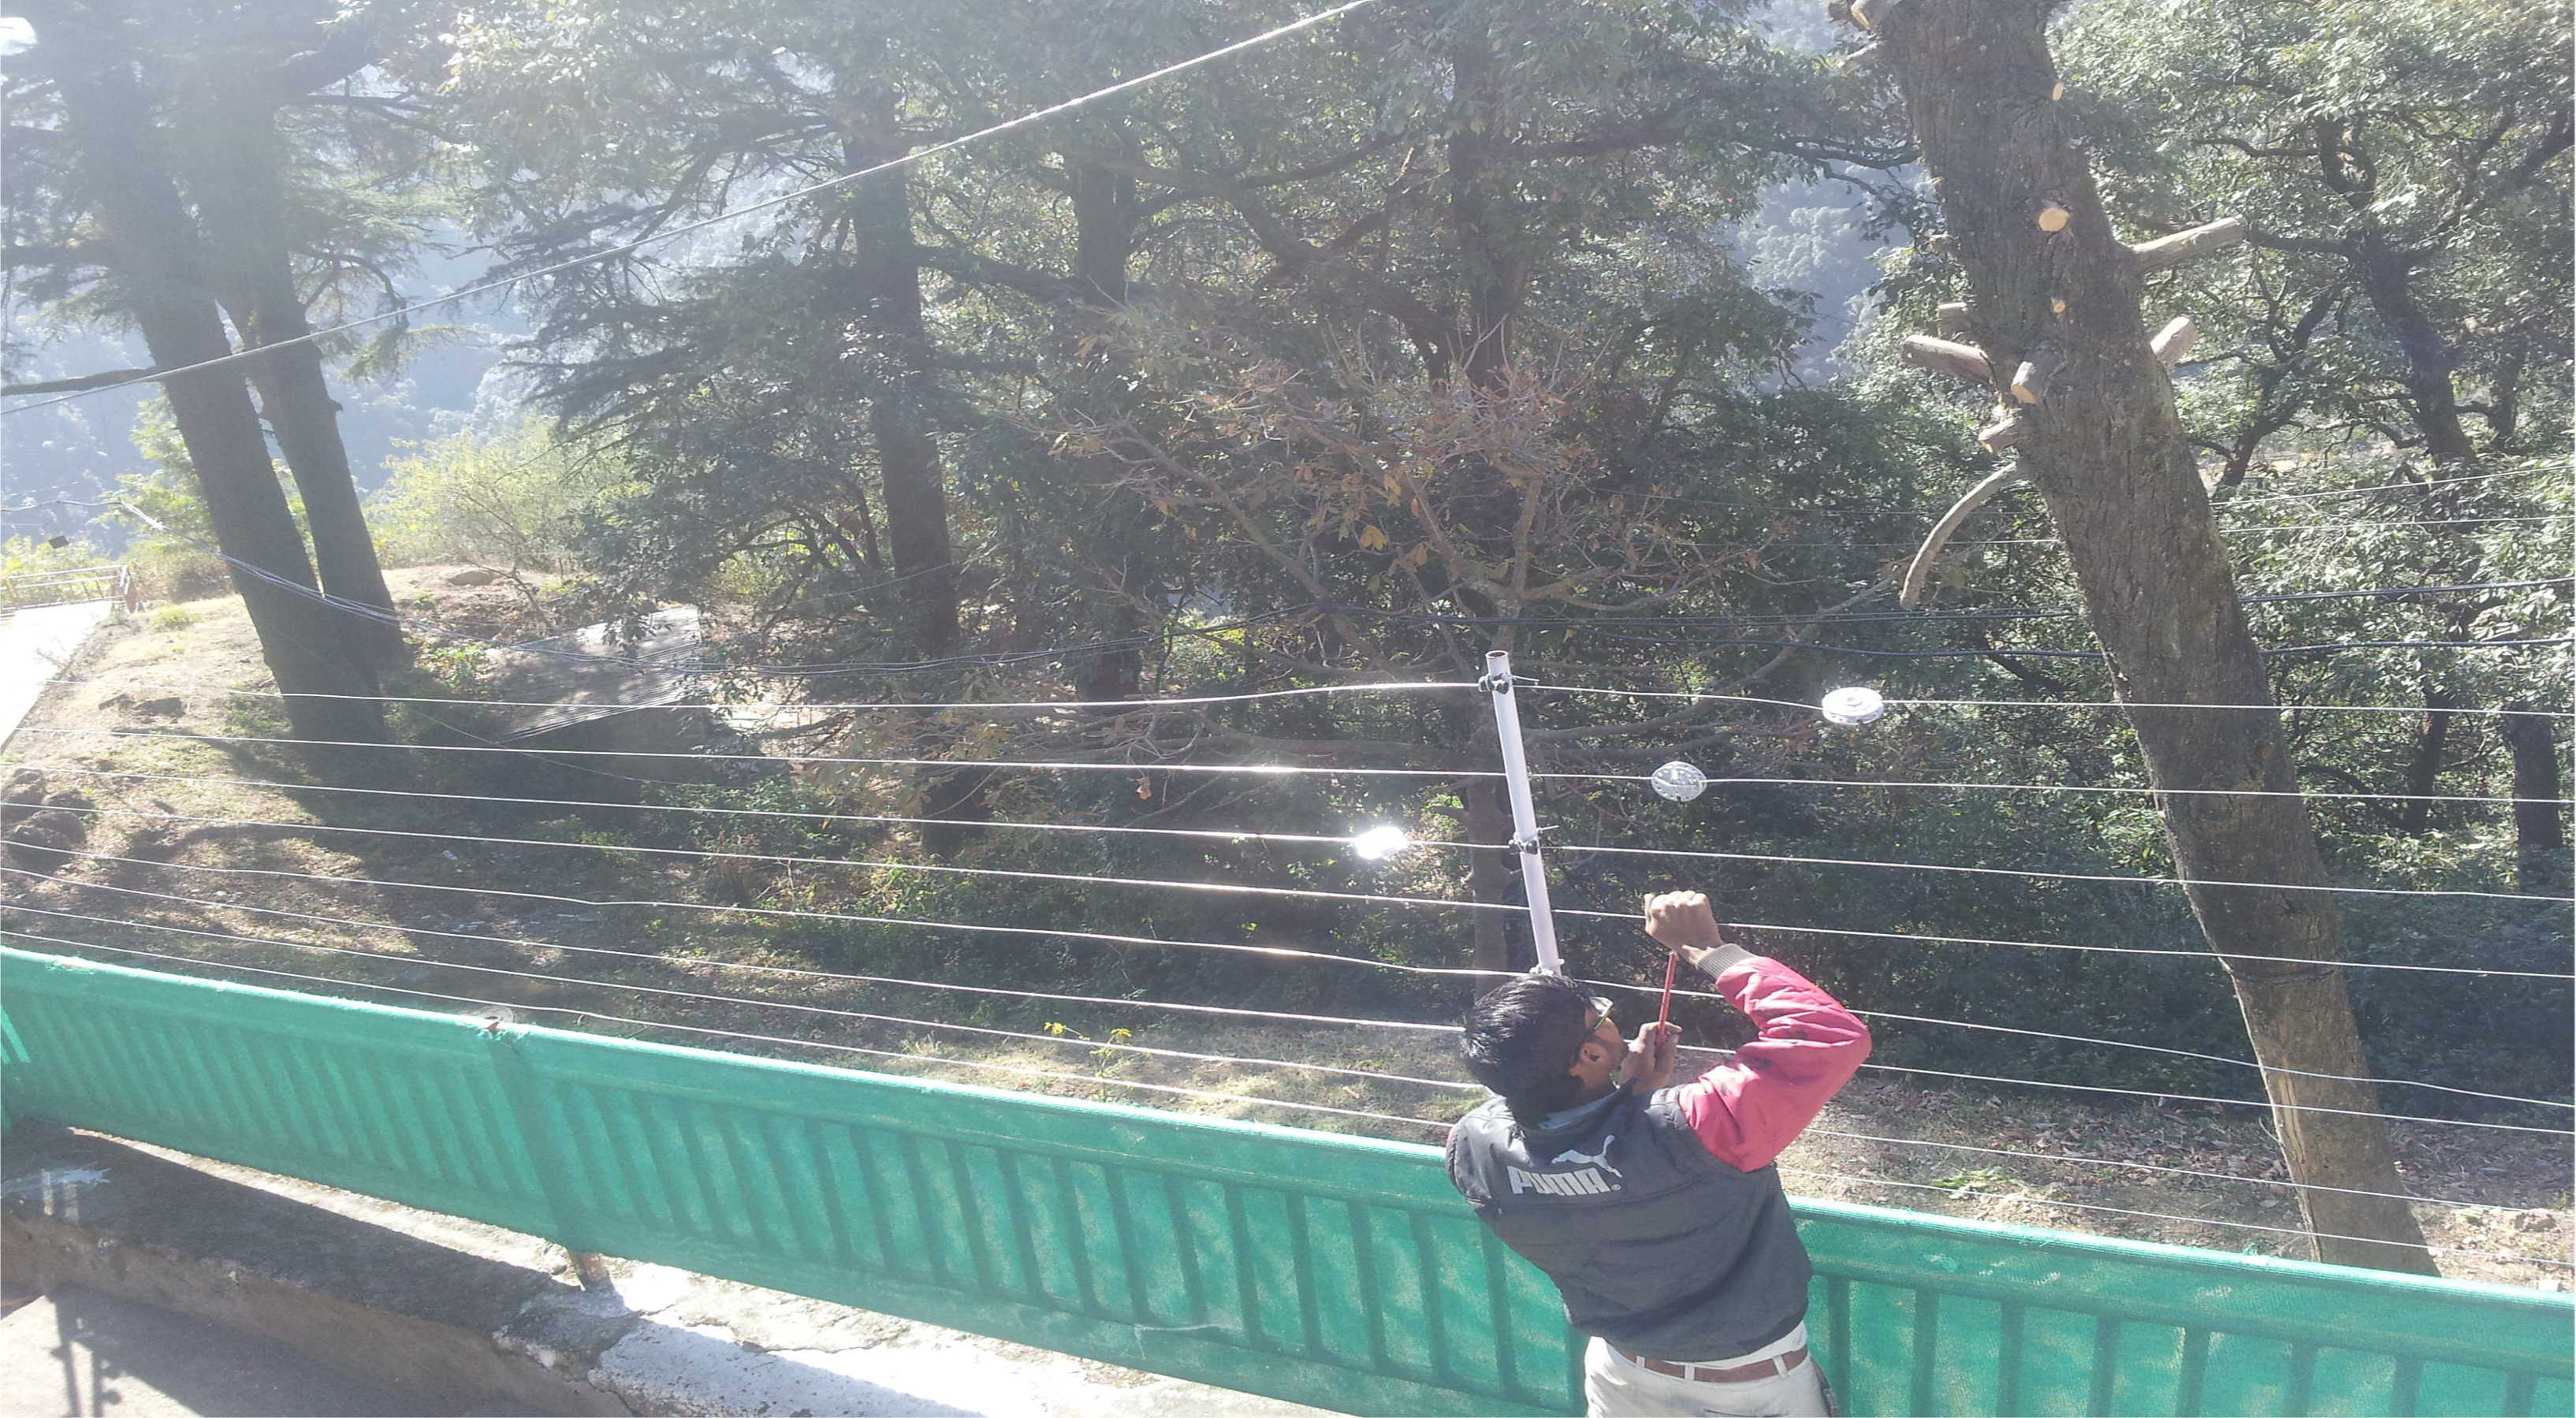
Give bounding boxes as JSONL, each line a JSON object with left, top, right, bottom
{"left": 1481, "top": 649, "right": 1562, "bottom": 974}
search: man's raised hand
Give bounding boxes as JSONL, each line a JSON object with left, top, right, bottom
{"left": 1619, "top": 1021, "right": 1680, "bottom": 1094}
{"left": 1641, "top": 889, "right": 1726, "bottom": 970}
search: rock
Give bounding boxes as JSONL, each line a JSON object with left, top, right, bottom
{"left": 443, "top": 568, "right": 504, "bottom": 587}
{"left": 130, "top": 695, "right": 184, "bottom": 718}
{"left": 3, "top": 769, "right": 47, "bottom": 809}
{"left": 3, "top": 808, "right": 89, "bottom": 874}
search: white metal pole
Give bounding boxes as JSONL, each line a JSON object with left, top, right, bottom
{"left": 1482, "top": 649, "right": 1562, "bottom": 973}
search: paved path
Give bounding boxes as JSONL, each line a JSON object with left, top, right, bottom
{"left": 0, "top": 600, "right": 114, "bottom": 750}
{"left": 0, "top": 1288, "right": 415, "bottom": 1417}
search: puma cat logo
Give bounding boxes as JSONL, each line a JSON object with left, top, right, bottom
{"left": 1507, "top": 1135, "right": 1625, "bottom": 1195}
{"left": 1550, "top": 1134, "right": 1624, "bottom": 1179}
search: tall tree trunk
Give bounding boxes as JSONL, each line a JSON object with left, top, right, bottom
{"left": 43, "top": 0, "right": 385, "bottom": 746}
{"left": 1067, "top": 151, "right": 1149, "bottom": 705}
{"left": 1446, "top": 22, "right": 1524, "bottom": 395}
{"left": 184, "top": 94, "right": 401, "bottom": 668}
{"left": 839, "top": 80, "right": 970, "bottom": 851}
{"left": 1868, "top": 0, "right": 2435, "bottom": 1274}
{"left": 841, "top": 104, "right": 958, "bottom": 658}
{"left": 2397, "top": 685, "right": 2455, "bottom": 834}
{"left": 2498, "top": 704, "right": 2570, "bottom": 892}
{"left": 1463, "top": 774, "right": 1519, "bottom": 979}
{"left": 2355, "top": 243, "right": 2477, "bottom": 464}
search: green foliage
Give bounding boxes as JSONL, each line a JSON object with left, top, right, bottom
{"left": 114, "top": 404, "right": 230, "bottom": 601}
{"left": 371, "top": 421, "right": 631, "bottom": 575}
{"left": 0, "top": 534, "right": 106, "bottom": 578}
{"left": 2060, "top": 0, "right": 2573, "bottom": 463}
{"left": 13, "top": 0, "right": 2561, "bottom": 1139}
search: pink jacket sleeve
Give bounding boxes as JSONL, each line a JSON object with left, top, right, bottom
{"left": 1668, "top": 954, "right": 1871, "bottom": 1171}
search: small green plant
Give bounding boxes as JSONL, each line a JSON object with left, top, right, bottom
{"left": 1931, "top": 1167, "right": 2016, "bottom": 1195}
{"left": 149, "top": 605, "right": 198, "bottom": 631}
{"left": 413, "top": 639, "right": 491, "bottom": 692}
{"left": 1093, "top": 1026, "right": 1135, "bottom": 1064}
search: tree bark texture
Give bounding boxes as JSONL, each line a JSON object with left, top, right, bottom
{"left": 2396, "top": 686, "right": 2455, "bottom": 835}
{"left": 1866, "top": 0, "right": 2435, "bottom": 1273}
{"left": 2355, "top": 243, "right": 2477, "bottom": 464}
{"left": 2498, "top": 705, "right": 2570, "bottom": 892}
{"left": 183, "top": 86, "right": 402, "bottom": 668}
{"left": 1463, "top": 773, "right": 1520, "bottom": 979}
{"left": 1446, "top": 20, "right": 1525, "bottom": 394}
{"left": 839, "top": 97, "right": 959, "bottom": 657}
{"left": 43, "top": 1, "right": 385, "bottom": 746}
{"left": 1065, "top": 149, "right": 1149, "bottom": 705}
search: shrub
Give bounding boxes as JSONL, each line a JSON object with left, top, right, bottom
{"left": 372, "top": 421, "right": 627, "bottom": 576}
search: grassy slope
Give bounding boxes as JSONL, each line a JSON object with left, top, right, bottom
{"left": 2, "top": 568, "right": 2566, "bottom": 1290}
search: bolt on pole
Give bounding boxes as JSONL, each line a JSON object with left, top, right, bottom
{"left": 1482, "top": 649, "right": 1562, "bottom": 973}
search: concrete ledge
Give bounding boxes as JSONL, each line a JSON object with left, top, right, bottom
{"left": 5, "top": 1125, "right": 627, "bottom": 1415}
{"left": 2, "top": 1125, "right": 1329, "bottom": 1417}
{"left": 1, "top": 1286, "right": 418, "bottom": 1416}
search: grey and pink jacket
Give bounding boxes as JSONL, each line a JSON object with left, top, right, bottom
{"left": 1446, "top": 954, "right": 1871, "bottom": 1360}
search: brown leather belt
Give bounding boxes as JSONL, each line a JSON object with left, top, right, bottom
{"left": 1611, "top": 1342, "right": 1810, "bottom": 1385}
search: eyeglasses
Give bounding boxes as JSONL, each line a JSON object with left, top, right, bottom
{"left": 1581, "top": 996, "right": 1614, "bottom": 1033}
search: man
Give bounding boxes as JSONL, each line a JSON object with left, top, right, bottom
{"left": 1446, "top": 891, "right": 1871, "bottom": 1417}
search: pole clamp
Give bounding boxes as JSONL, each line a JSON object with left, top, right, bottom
{"left": 1481, "top": 671, "right": 1512, "bottom": 694}
{"left": 1509, "top": 834, "right": 1541, "bottom": 855}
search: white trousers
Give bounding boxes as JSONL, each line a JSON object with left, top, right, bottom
{"left": 1580, "top": 1327, "right": 1832, "bottom": 1418}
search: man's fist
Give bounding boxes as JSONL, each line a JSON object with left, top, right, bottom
{"left": 1642, "top": 890, "right": 1727, "bottom": 969}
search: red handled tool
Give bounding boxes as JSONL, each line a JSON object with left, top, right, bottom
{"left": 1656, "top": 949, "right": 1679, "bottom": 1030}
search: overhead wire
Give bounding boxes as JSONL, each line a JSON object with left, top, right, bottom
{"left": 9, "top": 724, "right": 1502, "bottom": 777}
{"left": 18, "top": 759, "right": 2559, "bottom": 850}
{"left": 1794, "top": 1125, "right": 2535, "bottom": 1214}
{"left": 2221, "top": 467, "right": 2562, "bottom": 505}
{"left": 7, "top": 891, "right": 2563, "bottom": 1200}
{"left": 1799, "top": 1055, "right": 2574, "bottom": 1137}
{"left": 10, "top": 847, "right": 1527, "bottom": 985}
{"left": 1770, "top": 1167, "right": 2572, "bottom": 1268}
{"left": 0, "top": 901, "right": 1478, "bottom": 1091}
{"left": 9, "top": 862, "right": 2559, "bottom": 1131}
{"left": 13, "top": 800, "right": 1528, "bottom": 914}
{"left": 1632, "top": 465, "right": 2556, "bottom": 519}
{"left": 0, "top": 900, "right": 1457, "bottom": 1033}
{"left": 1746, "top": 512, "right": 2571, "bottom": 553}
{"left": 26, "top": 841, "right": 2567, "bottom": 985}
{"left": 1, "top": 0, "right": 2560, "bottom": 1252}
{"left": 38, "top": 677, "right": 1471, "bottom": 716}
{"left": 1528, "top": 682, "right": 2575, "bottom": 718}
{"left": 0, "top": 0, "right": 1393, "bottom": 417}
{"left": 33, "top": 863, "right": 2554, "bottom": 1109}
{"left": 1606, "top": 976, "right": 2570, "bottom": 1110}
{"left": 1547, "top": 838, "right": 2569, "bottom": 903}
{"left": 10, "top": 764, "right": 1453, "bottom": 846}
{"left": 32, "top": 669, "right": 2568, "bottom": 722}
{"left": 6, "top": 915, "right": 2564, "bottom": 1226}
{"left": 28, "top": 795, "right": 2568, "bottom": 904}
{"left": 0, "top": 928, "right": 1455, "bottom": 1133}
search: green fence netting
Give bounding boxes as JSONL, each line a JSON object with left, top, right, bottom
{"left": 2, "top": 946, "right": 2566, "bottom": 1416}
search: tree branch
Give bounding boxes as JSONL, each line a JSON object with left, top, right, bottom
{"left": 4, "top": 367, "right": 160, "bottom": 396}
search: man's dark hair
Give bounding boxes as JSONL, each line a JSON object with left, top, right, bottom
{"left": 1459, "top": 973, "right": 1595, "bottom": 1130}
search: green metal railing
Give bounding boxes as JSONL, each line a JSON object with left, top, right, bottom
{"left": 2, "top": 945, "right": 2567, "bottom": 1416}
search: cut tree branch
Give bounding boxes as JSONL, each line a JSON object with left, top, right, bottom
{"left": 4, "top": 367, "right": 161, "bottom": 396}
{"left": 2128, "top": 215, "right": 2248, "bottom": 274}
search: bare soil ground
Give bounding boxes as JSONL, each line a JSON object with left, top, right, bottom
{"left": 4, "top": 570, "right": 2567, "bottom": 1292}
